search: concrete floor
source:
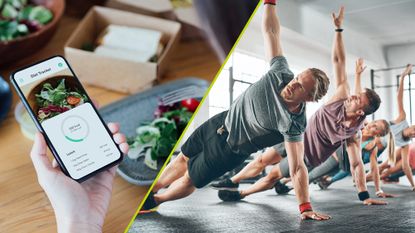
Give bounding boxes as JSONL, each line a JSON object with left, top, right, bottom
{"left": 130, "top": 177, "right": 415, "bottom": 233}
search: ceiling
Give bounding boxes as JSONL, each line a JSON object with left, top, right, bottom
{"left": 292, "top": 0, "right": 415, "bottom": 46}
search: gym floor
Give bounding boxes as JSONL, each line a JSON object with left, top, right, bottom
{"left": 130, "top": 177, "right": 415, "bottom": 233}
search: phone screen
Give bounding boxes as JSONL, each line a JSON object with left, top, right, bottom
{"left": 12, "top": 56, "right": 122, "bottom": 181}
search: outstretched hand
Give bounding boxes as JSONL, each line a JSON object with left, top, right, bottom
{"left": 301, "top": 211, "right": 331, "bottom": 221}
{"left": 355, "top": 58, "right": 367, "bottom": 75}
{"left": 30, "top": 123, "right": 128, "bottom": 233}
{"left": 332, "top": 6, "right": 345, "bottom": 29}
{"left": 402, "top": 64, "right": 413, "bottom": 77}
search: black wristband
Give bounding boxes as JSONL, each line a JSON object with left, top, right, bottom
{"left": 335, "top": 28, "right": 344, "bottom": 32}
{"left": 358, "top": 191, "right": 370, "bottom": 201}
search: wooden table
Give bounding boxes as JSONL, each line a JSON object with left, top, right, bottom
{"left": 0, "top": 14, "right": 220, "bottom": 233}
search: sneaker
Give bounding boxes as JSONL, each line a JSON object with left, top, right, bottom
{"left": 218, "top": 190, "right": 243, "bottom": 202}
{"left": 317, "top": 179, "right": 331, "bottom": 190}
{"left": 139, "top": 191, "right": 159, "bottom": 214}
{"left": 210, "top": 178, "right": 239, "bottom": 191}
{"left": 274, "top": 181, "right": 293, "bottom": 194}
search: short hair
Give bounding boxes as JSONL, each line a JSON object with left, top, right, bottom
{"left": 378, "top": 119, "right": 390, "bottom": 137}
{"left": 363, "top": 88, "right": 381, "bottom": 115}
{"left": 309, "top": 68, "right": 330, "bottom": 102}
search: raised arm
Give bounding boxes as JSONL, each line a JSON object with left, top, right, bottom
{"left": 262, "top": 1, "right": 283, "bottom": 62}
{"left": 394, "top": 64, "right": 413, "bottom": 123}
{"left": 328, "top": 6, "right": 349, "bottom": 103}
{"left": 354, "top": 58, "right": 366, "bottom": 95}
{"left": 285, "top": 141, "right": 330, "bottom": 220}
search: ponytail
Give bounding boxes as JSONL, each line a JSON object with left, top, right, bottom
{"left": 387, "top": 132, "right": 396, "bottom": 166}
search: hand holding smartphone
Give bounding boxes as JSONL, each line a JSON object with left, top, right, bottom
{"left": 11, "top": 56, "right": 123, "bottom": 182}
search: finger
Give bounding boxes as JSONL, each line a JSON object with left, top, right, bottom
{"left": 362, "top": 66, "right": 367, "bottom": 72}
{"left": 331, "top": 12, "right": 336, "bottom": 21}
{"left": 113, "top": 133, "right": 126, "bottom": 144}
{"left": 339, "top": 6, "right": 345, "bottom": 18}
{"left": 119, "top": 142, "right": 129, "bottom": 154}
{"left": 375, "top": 201, "right": 387, "bottom": 205}
{"left": 107, "top": 122, "right": 120, "bottom": 134}
{"left": 318, "top": 213, "right": 331, "bottom": 220}
{"left": 30, "top": 133, "right": 54, "bottom": 179}
{"left": 52, "top": 158, "right": 59, "bottom": 168}
{"left": 314, "top": 215, "right": 323, "bottom": 221}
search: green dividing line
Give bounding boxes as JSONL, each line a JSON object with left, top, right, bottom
{"left": 123, "top": 1, "right": 263, "bottom": 232}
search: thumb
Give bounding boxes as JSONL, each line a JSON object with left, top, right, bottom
{"left": 30, "top": 132, "right": 55, "bottom": 180}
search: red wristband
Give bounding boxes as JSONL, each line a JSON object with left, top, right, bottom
{"left": 299, "top": 202, "right": 313, "bottom": 213}
{"left": 264, "top": 0, "right": 276, "bottom": 5}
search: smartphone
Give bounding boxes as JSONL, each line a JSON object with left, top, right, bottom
{"left": 11, "top": 56, "right": 123, "bottom": 182}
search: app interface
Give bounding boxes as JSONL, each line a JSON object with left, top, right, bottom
{"left": 15, "top": 57, "right": 120, "bottom": 179}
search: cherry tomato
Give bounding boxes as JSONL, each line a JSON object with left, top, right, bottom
{"left": 181, "top": 98, "right": 200, "bottom": 112}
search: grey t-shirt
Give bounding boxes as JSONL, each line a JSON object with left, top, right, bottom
{"left": 390, "top": 120, "right": 411, "bottom": 147}
{"left": 224, "top": 56, "right": 306, "bottom": 155}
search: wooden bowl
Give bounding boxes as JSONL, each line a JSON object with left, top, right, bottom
{"left": 0, "top": 0, "right": 65, "bottom": 66}
{"left": 27, "top": 75, "right": 80, "bottom": 113}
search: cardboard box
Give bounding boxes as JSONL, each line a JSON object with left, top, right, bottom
{"left": 64, "top": 6, "right": 181, "bottom": 93}
{"left": 106, "top": 0, "right": 203, "bottom": 39}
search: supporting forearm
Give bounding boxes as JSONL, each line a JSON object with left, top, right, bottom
{"left": 285, "top": 141, "right": 310, "bottom": 205}
{"left": 291, "top": 162, "right": 310, "bottom": 204}
{"left": 369, "top": 149, "right": 381, "bottom": 192}
{"left": 353, "top": 161, "right": 368, "bottom": 192}
{"left": 402, "top": 163, "right": 414, "bottom": 187}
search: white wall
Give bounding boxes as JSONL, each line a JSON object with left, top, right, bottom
{"left": 237, "top": 2, "right": 396, "bottom": 120}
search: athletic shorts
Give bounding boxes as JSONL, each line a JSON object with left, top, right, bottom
{"left": 181, "top": 111, "right": 250, "bottom": 188}
{"left": 277, "top": 157, "right": 312, "bottom": 178}
{"left": 272, "top": 143, "right": 287, "bottom": 158}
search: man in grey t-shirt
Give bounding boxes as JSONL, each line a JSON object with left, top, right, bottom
{"left": 139, "top": 1, "right": 330, "bottom": 219}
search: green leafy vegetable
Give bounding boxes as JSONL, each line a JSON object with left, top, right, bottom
{"left": 35, "top": 79, "right": 88, "bottom": 122}
{"left": 0, "top": 0, "right": 53, "bottom": 42}
{"left": 29, "top": 5, "right": 52, "bottom": 24}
